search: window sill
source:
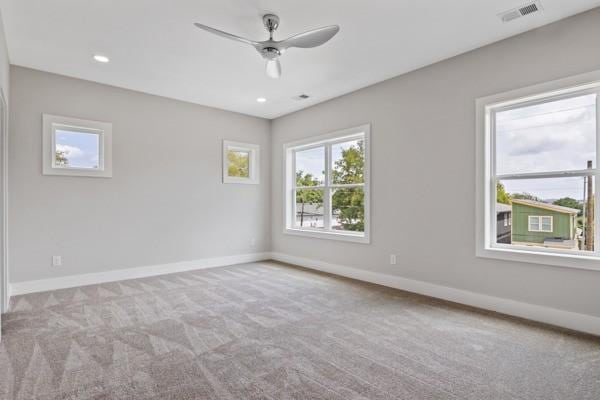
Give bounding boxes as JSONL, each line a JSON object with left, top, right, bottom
{"left": 477, "top": 245, "right": 600, "bottom": 271}
{"left": 284, "top": 228, "right": 370, "bottom": 244}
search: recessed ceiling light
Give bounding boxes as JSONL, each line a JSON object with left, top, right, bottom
{"left": 93, "top": 54, "right": 110, "bottom": 63}
{"left": 256, "top": 97, "right": 267, "bottom": 103}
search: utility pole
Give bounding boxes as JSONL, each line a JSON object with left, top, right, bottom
{"left": 585, "top": 160, "right": 594, "bottom": 251}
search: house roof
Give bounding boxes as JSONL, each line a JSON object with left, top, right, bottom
{"left": 496, "top": 203, "right": 512, "bottom": 213}
{"left": 510, "top": 199, "right": 580, "bottom": 215}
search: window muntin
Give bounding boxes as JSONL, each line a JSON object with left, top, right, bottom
{"left": 285, "top": 125, "right": 370, "bottom": 243}
{"left": 489, "top": 88, "right": 598, "bottom": 257}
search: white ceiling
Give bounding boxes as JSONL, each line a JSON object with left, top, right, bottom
{"left": 1, "top": 0, "right": 599, "bottom": 119}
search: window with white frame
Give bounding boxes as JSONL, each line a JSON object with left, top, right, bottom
{"left": 42, "top": 114, "right": 112, "bottom": 177}
{"left": 222, "top": 140, "right": 260, "bottom": 184}
{"left": 284, "top": 125, "right": 370, "bottom": 243}
{"left": 477, "top": 74, "right": 600, "bottom": 269}
{"left": 528, "top": 216, "right": 553, "bottom": 232}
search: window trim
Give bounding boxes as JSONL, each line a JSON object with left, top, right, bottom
{"left": 222, "top": 140, "right": 260, "bottom": 185}
{"left": 283, "top": 124, "right": 371, "bottom": 244}
{"left": 528, "top": 216, "right": 553, "bottom": 233}
{"left": 42, "top": 114, "right": 112, "bottom": 178}
{"left": 476, "top": 70, "right": 600, "bottom": 271}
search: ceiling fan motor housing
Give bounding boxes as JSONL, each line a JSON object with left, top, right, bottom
{"left": 261, "top": 47, "right": 280, "bottom": 60}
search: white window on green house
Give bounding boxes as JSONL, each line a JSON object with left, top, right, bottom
{"left": 528, "top": 216, "right": 553, "bottom": 232}
{"left": 284, "top": 125, "right": 370, "bottom": 243}
{"left": 477, "top": 73, "right": 600, "bottom": 269}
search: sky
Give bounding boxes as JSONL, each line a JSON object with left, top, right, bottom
{"left": 55, "top": 130, "right": 100, "bottom": 169}
{"left": 496, "top": 93, "right": 596, "bottom": 200}
{"left": 295, "top": 139, "right": 362, "bottom": 185}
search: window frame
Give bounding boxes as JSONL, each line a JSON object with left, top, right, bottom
{"left": 283, "top": 124, "right": 371, "bottom": 243}
{"left": 476, "top": 71, "right": 600, "bottom": 271}
{"left": 42, "top": 114, "right": 112, "bottom": 178}
{"left": 222, "top": 140, "right": 260, "bottom": 185}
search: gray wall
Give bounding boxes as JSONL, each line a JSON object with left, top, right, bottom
{"left": 9, "top": 66, "right": 271, "bottom": 283}
{"left": 271, "top": 9, "right": 600, "bottom": 317}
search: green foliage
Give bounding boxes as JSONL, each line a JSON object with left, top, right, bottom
{"left": 227, "top": 150, "right": 249, "bottom": 177}
{"left": 332, "top": 188, "right": 364, "bottom": 231}
{"left": 331, "top": 140, "right": 365, "bottom": 231}
{"left": 553, "top": 197, "right": 583, "bottom": 216}
{"left": 496, "top": 182, "right": 510, "bottom": 204}
{"left": 55, "top": 150, "right": 69, "bottom": 166}
{"left": 295, "top": 171, "right": 323, "bottom": 227}
{"left": 511, "top": 192, "right": 541, "bottom": 202}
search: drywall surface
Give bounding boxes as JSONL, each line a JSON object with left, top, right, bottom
{"left": 9, "top": 66, "right": 270, "bottom": 282}
{"left": 271, "top": 9, "right": 600, "bottom": 317}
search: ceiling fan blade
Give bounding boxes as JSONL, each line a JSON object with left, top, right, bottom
{"left": 265, "top": 59, "right": 281, "bottom": 79}
{"left": 280, "top": 25, "right": 339, "bottom": 49}
{"left": 194, "top": 23, "right": 258, "bottom": 46}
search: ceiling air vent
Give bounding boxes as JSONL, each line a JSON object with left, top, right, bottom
{"left": 293, "top": 94, "right": 310, "bottom": 100}
{"left": 499, "top": 1, "right": 542, "bottom": 23}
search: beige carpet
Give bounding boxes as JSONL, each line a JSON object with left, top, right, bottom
{"left": 0, "top": 261, "right": 599, "bottom": 399}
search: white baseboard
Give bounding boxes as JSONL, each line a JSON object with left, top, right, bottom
{"left": 270, "top": 252, "right": 600, "bottom": 336}
{"left": 9, "top": 252, "right": 271, "bottom": 296}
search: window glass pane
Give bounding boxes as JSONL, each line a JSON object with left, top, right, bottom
{"left": 332, "top": 138, "right": 365, "bottom": 184}
{"left": 295, "top": 147, "right": 325, "bottom": 186}
{"left": 496, "top": 177, "right": 594, "bottom": 252}
{"left": 227, "top": 150, "right": 250, "bottom": 177}
{"left": 295, "top": 189, "right": 324, "bottom": 229}
{"left": 332, "top": 187, "right": 365, "bottom": 232}
{"left": 495, "top": 94, "right": 597, "bottom": 175}
{"left": 54, "top": 129, "right": 100, "bottom": 169}
{"left": 529, "top": 218, "right": 540, "bottom": 232}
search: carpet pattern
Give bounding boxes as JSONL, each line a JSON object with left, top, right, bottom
{"left": 0, "top": 261, "right": 599, "bottom": 399}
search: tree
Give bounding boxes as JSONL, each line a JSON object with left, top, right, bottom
{"left": 295, "top": 171, "right": 323, "bottom": 227}
{"left": 496, "top": 182, "right": 510, "bottom": 204}
{"left": 331, "top": 141, "right": 365, "bottom": 231}
{"left": 55, "top": 150, "right": 69, "bottom": 166}
{"left": 511, "top": 192, "right": 541, "bottom": 202}
{"left": 553, "top": 197, "right": 583, "bottom": 216}
{"left": 227, "top": 151, "right": 249, "bottom": 177}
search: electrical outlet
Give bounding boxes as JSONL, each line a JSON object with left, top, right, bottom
{"left": 250, "top": 237, "right": 257, "bottom": 247}
{"left": 390, "top": 254, "right": 397, "bottom": 265}
{"left": 52, "top": 255, "right": 62, "bottom": 267}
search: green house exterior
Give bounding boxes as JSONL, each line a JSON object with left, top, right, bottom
{"left": 511, "top": 199, "right": 579, "bottom": 249}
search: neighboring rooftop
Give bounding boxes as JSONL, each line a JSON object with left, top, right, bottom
{"left": 511, "top": 199, "right": 580, "bottom": 214}
{"left": 496, "top": 203, "right": 512, "bottom": 213}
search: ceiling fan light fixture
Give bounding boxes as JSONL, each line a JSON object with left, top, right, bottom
{"left": 265, "top": 59, "right": 281, "bottom": 79}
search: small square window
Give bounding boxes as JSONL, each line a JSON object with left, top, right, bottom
{"left": 222, "top": 141, "right": 259, "bottom": 184}
{"left": 43, "top": 114, "right": 112, "bottom": 177}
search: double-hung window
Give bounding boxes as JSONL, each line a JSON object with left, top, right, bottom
{"left": 284, "top": 125, "right": 370, "bottom": 243}
{"left": 477, "top": 72, "right": 600, "bottom": 269}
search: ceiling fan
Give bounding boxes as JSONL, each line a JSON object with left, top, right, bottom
{"left": 194, "top": 14, "right": 339, "bottom": 79}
